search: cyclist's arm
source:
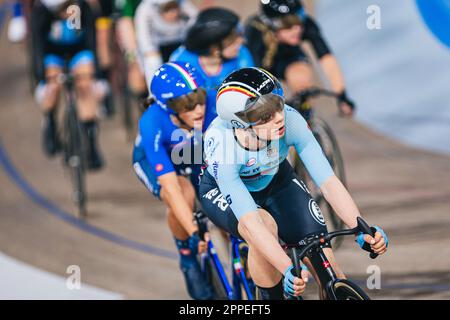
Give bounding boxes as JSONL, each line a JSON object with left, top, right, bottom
{"left": 158, "top": 173, "right": 198, "bottom": 236}
{"left": 318, "top": 54, "right": 346, "bottom": 95}
{"left": 215, "top": 164, "right": 292, "bottom": 274}
{"left": 134, "top": 1, "right": 158, "bottom": 55}
{"left": 286, "top": 107, "right": 361, "bottom": 227}
{"left": 302, "top": 16, "right": 331, "bottom": 60}
{"left": 140, "top": 119, "right": 198, "bottom": 235}
{"left": 134, "top": 2, "right": 162, "bottom": 83}
{"left": 117, "top": 0, "right": 140, "bottom": 53}
{"left": 302, "top": 16, "right": 346, "bottom": 94}
{"left": 320, "top": 176, "right": 361, "bottom": 228}
{"left": 285, "top": 107, "right": 335, "bottom": 187}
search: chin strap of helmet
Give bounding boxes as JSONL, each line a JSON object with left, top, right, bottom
{"left": 248, "top": 125, "right": 271, "bottom": 149}
{"left": 174, "top": 114, "right": 195, "bottom": 131}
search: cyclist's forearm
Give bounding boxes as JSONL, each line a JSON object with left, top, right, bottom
{"left": 239, "top": 213, "right": 292, "bottom": 274}
{"left": 117, "top": 17, "right": 138, "bottom": 52}
{"left": 319, "top": 54, "right": 346, "bottom": 94}
{"left": 320, "top": 175, "right": 361, "bottom": 228}
{"left": 158, "top": 174, "right": 198, "bottom": 236}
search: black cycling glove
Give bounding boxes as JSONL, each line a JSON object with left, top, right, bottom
{"left": 337, "top": 90, "right": 356, "bottom": 112}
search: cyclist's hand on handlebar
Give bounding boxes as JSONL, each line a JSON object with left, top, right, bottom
{"left": 337, "top": 90, "right": 356, "bottom": 118}
{"left": 197, "top": 232, "right": 210, "bottom": 255}
{"left": 189, "top": 231, "right": 208, "bottom": 255}
{"left": 356, "top": 226, "right": 389, "bottom": 256}
{"left": 283, "top": 266, "right": 308, "bottom": 297}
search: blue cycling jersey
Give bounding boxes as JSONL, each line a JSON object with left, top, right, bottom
{"left": 169, "top": 46, "right": 255, "bottom": 91}
{"left": 134, "top": 89, "right": 217, "bottom": 177}
{"left": 48, "top": 20, "right": 85, "bottom": 46}
{"left": 203, "top": 106, "right": 335, "bottom": 219}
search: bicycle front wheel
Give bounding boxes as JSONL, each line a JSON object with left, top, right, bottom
{"left": 65, "top": 106, "right": 87, "bottom": 219}
{"left": 202, "top": 257, "right": 229, "bottom": 300}
{"left": 326, "top": 279, "right": 370, "bottom": 300}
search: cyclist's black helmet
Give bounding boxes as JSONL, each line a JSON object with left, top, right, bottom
{"left": 185, "top": 7, "right": 240, "bottom": 55}
{"left": 261, "top": 0, "right": 303, "bottom": 18}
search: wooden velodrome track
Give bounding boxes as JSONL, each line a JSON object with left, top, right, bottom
{"left": 1, "top": 0, "right": 450, "bottom": 299}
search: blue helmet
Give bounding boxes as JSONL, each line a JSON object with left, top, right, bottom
{"left": 150, "top": 62, "right": 206, "bottom": 114}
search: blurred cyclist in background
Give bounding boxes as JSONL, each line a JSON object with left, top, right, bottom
{"left": 7, "top": 1, "right": 28, "bottom": 43}
{"left": 133, "top": 62, "right": 217, "bottom": 300}
{"left": 170, "top": 7, "right": 255, "bottom": 91}
{"left": 135, "top": 0, "right": 198, "bottom": 89}
{"left": 31, "top": 0, "right": 107, "bottom": 169}
{"left": 87, "top": 0, "right": 116, "bottom": 117}
{"left": 115, "top": 0, "right": 149, "bottom": 101}
{"left": 246, "top": 0, "right": 355, "bottom": 116}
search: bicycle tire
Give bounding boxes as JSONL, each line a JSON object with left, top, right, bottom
{"left": 204, "top": 258, "right": 229, "bottom": 300}
{"left": 326, "top": 279, "right": 370, "bottom": 300}
{"left": 311, "top": 117, "right": 347, "bottom": 186}
{"left": 65, "top": 105, "right": 87, "bottom": 219}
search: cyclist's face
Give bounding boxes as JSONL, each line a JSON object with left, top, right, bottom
{"left": 276, "top": 24, "right": 302, "bottom": 46}
{"left": 221, "top": 32, "right": 244, "bottom": 60}
{"left": 252, "top": 110, "right": 285, "bottom": 141}
{"left": 160, "top": 7, "right": 180, "bottom": 23}
{"left": 178, "top": 104, "right": 206, "bottom": 130}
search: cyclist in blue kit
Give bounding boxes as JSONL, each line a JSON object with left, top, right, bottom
{"left": 199, "top": 68, "right": 389, "bottom": 300}
{"left": 31, "top": 0, "right": 107, "bottom": 169}
{"left": 170, "top": 7, "right": 254, "bottom": 91}
{"left": 132, "top": 62, "right": 216, "bottom": 300}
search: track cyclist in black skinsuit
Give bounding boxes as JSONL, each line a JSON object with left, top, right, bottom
{"left": 246, "top": 0, "right": 356, "bottom": 116}
{"left": 200, "top": 67, "right": 389, "bottom": 300}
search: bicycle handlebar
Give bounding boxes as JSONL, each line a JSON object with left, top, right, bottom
{"left": 293, "top": 217, "right": 379, "bottom": 262}
{"left": 292, "top": 87, "right": 341, "bottom": 106}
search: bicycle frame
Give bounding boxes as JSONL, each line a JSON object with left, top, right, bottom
{"left": 199, "top": 235, "right": 255, "bottom": 300}
{"left": 285, "top": 217, "right": 377, "bottom": 299}
{"left": 288, "top": 240, "right": 338, "bottom": 290}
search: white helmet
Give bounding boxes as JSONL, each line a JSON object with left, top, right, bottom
{"left": 40, "top": 0, "right": 71, "bottom": 12}
{"left": 216, "top": 68, "right": 285, "bottom": 129}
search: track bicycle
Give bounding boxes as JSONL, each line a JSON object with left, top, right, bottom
{"left": 57, "top": 67, "right": 87, "bottom": 219}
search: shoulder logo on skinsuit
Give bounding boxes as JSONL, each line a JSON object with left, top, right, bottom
{"left": 205, "top": 137, "right": 219, "bottom": 158}
{"left": 212, "top": 161, "right": 219, "bottom": 179}
{"left": 308, "top": 199, "right": 326, "bottom": 226}
{"left": 206, "top": 137, "right": 215, "bottom": 150}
